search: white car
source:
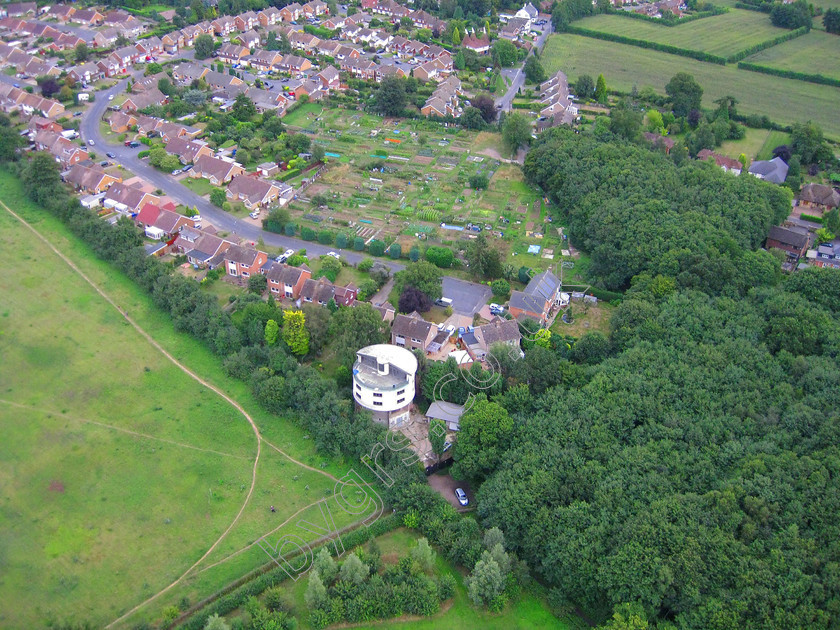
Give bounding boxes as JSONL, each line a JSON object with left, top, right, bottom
{"left": 108, "top": 94, "right": 114, "bottom": 101}
{"left": 87, "top": 139, "right": 94, "bottom": 146}
{"left": 326, "top": 251, "right": 340, "bottom": 260}
{"left": 249, "top": 211, "right": 260, "bottom": 219}
{"left": 454, "top": 488, "right": 468, "bottom": 506}
{"left": 276, "top": 248, "right": 295, "bottom": 263}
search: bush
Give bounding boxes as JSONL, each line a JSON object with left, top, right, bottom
{"left": 389, "top": 243, "right": 402, "bottom": 259}
{"left": 301, "top": 227, "right": 316, "bottom": 241}
{"left": 369, "top": 240, "right": 386, "bottom": 256}
{"left": 358, "top": 258, "right": 374, "bottom": 272}
{"left": 318, "top": 229, "right": 333, "bottom": 244}
{"left": 737, "top": 58, "right": 840, "bottom": 87}
{"left": 425, "top": 246, "right": 455, "bottom": 268}
{"left": 354, "top": 236, "right": 366, "bottom": 251}
{"left": 469, "top": 173, "right": 489, "bottom": 190}
{"left": 490, "top": 279, "right": 511, "bottom": 298}
{"left": 565, "top": 25, "right": 727, "bottom": 64}
{"left": 335, "top": 232, "right": 348, "bottom": 248}
{"left": 284, "top": 222, "right": 296, "bottom": 237}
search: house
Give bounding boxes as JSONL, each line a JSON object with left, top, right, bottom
{"left": 47, "top": 4, "right": 75, "bottom": 21}
{"left": 473, "top": 317, "right": 521, "bottom": 359}
{"left": 294, "top": 79, "right": 326, "bottom": 101}
{"left": 192, "top": 155, "right": 245, "bottom": 185}
{"left": 798, "top": 183, "right": 840, "bottom": 213}
{"left": 413, "top": 57, "right": 451, "bottom": 82}
{"left": 391, "top": 311, "right": 436, "bottom": 352}
{"left": 104, "top": 11, "right": 145, "bottom": 37}
{"left": 300, "top": 277, "right": 337, "bottom": 306}
{"left": 258, "top": 162, "right": 280, "bottom": 177}
{"left": 289, "top": 31, "right": 320, "bottom": 52}
{"left": 248, "top": 48, "right": 284, "bottom": 71}
{"left": 109, "top": 112, "right": 138, "bottom": 134}
{"left": 64, "top": 164, "right": 121, "bottom": 194}
{"left": 258, "top": 7, "right": 282, "bottom": 26}
{"left": 425, "top": 400, "right": 464, "bottom": 432}
{"left": 121, "top": 88, "right": 166, "bottom": 112}
{"left": 237, "top": 29, "right": 262, "bottom": 49}
{"left": 334, "top": 283, "right": 358, "bottom": 307}
{"left": 499, "top": 17, "right": 529, "bottom": 39}
{"left": 135, "top": 115, "right": 164, "bottom": 135}
{"left": 352, "top": 343, "right": 418, "bottom": 429}
{"left": 68, "top": 62, "right": 104, "bottom": 84}
{"left": 217, "top": 43, "right": 250, "bottom": 64}
{"left": 164, "top": 137, "right": 213, "bottom": 164}
{"left": 211, "top": 16, "right": 237, "bottom": 36}
{"left": 69, "top": 8, "right": 104, "bottom": 26}
{"left": 234, "top": 10, "right": 259, "bottom": 32}
{"left": 224, "top": 244, "right": 269, "bottom": 278}
{"left": 161, "top": 32, "right": 183, "bottom": 54}
{"left": 134, "top": 201, "right": 161, "bottom": 229}
{"left": 374, "top": 302, "right": 396, "bottom": 323}
{"left": 27, "top": 116, "right": 62, "bottom": 134}
{"left": 202, "top": 70, "right": 245, "bottom": 91}
{"left": 33, "top": 130, "right": 87, "bottom": 168}
{"left": 812, "top": 239, "right": 840, "bottom": 269}
{"left": 642, "top": 132, "right": 675, "bottom": 154}
{"left": 341, "top": 57, "right": 377, "bottom": 80}
{"left": 462, "top": 33, "right": 490, "bottom": 54}
{"left": 421, "top": 96, "right": 448, "bottom": 117}
{"left": 266, "top": 262, "right": 311, "bottom": 298}
{"left": 697, "top": 149, "right": 743, "bottom": 175}
{"left": 279, "top": 54, "right": 312, "bottom": 73}
{"left": 748, "top": 157, "right": 789, "bottom": 184}
{"left": 92, "top": 28, "right": 119, "bottom": 49}
{"left": 109, "top": 45, "right": 143, "bottom": 71}
{"left": 765, "top": 225, "right": 810, "bottom": 263}
{"left": 315, "top": 66, "right": 340, "bottom": 90}
{"left": 515, "top": 2, "right": 539, "bottom": 23}
{"left": 2, "top": 2, "right": 37, "bottom": 16}
{"left": 302, "top": 0, "right": 329, "bottom": 16}
{"left": 508, "top": 270, "right": 561, "bottom": 323}
{"left": 226, "top": 175, "right": 281, "bottom": 209}
{"left": 409, "top": 9, "right": 445, "bottom": 31}
{"left": 175, "top": 229, "right": 231, "bottom": 267}
{"left": 106, "top": 183, "right": 159, "bottom": 214}
{"left": 375, "top": 64, "right": 406, "bottom": 83}
{"left": 157, "top": 121, "right": 195, "bottom": 142}
{"left": 150, "top": 208, "right": 195, "bottom": 239}
{"left": 135, "top": 36, "right": 163, "bottom": 57}
{"left": 279, "top": 3, "right": 302, "bottom": 22}
{"left": 171, "top": 62, "right": 210, "bottom": 83}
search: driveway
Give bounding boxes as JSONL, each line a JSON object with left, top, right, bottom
{"left": 79, "top": 69, "right": 495, "bottom": 315}
{"left": 428, "top": 473, "right": 473, "bottom": 512}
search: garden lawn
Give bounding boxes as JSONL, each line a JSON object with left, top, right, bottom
{"left": 574, "top": 9, "right": 787, "bottom": 58}
{"left": 542, "top": 34, "right": 840, "bottom": 139}
{"left": 742, "top": 29, "right": 840, "bottom": 82}
{"left": 0, "top": 170, "right": 361, "bottom": 629}
{"left": 181, "top": 176, "right": 218, "bottom": 197}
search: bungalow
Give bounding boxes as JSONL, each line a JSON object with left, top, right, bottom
{"left": 224, "top": 244, "right": 269, "bottom": 278}
{"left": 765, "top": 225, "right": 810, "bottom": 263}
{"left": 121, "top": 87, "right": 166, "bottom": 112}
{"left": 132, "top": 72, "right": 168, "bottom": 93}
{"left": 69, "top": 9, "right": 104, "bottom": 26}
{"left": 749, "top": 157, "right": 789, "bottom": 184}
{"left": 697, "top": 149, "right": 742, "bottom": 175}
{"left": 47, "top": 4, "right": 75, "bottom": 21}
{"left": 508, "top": 270, "right": 561, "bottom": 324}
{"left": 106, "top": 183, "right": 159, "bottom": 214}
{"left": 258, "top": 161, "right": 280, "bottom": 177}
{"left": 812, "top": 240, "right": 840, "bottom": 269}
{"left": 798, "top": 183, "right": 840, "bottom": 213}
{"left": 226, "top": 175, "right": 281, "bottom": 209}
{"left": 266, "top": 262, "right": 311, "bottom": 298}
{"left": 164, "top": 137, "right": 213, "bottom": 164}
{"left": 63, "top": 164, "right": 121, "bottom": 194}
{"left": 171, "top": 62, "right": 210, "bottom": 83}
{"left": 174, "top": 229, "right": 231, "bottom": 267}
{"left": 192, "top": 154, "right": 245, "bottom": 185}
{"left": 234, "top": 10, "right": 260, "bottom": 32}
{"left": 202, "top": 70, "right": 245, "bottom": 91}
{"left": 462, "top": 33, "right": 490, "bottom": 54}
{"left": 135, "top": 115, "right": 164, "bottom": 135}
{"left": 391, "top": 312, "right": 436, "bottom": 352}
{"left": 217, "top": 43, "right": 250, "bottom": 64}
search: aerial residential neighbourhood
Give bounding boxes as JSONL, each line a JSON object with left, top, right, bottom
{"left": 1, "top": 0, "right": 839, "bottom": 627}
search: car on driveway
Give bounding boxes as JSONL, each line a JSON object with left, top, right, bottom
{"left": 171, "top": 168, "right": 181, "bottom": 175}
{"left": 128, "top": 141, "right": 140, "bottom": 148}
{"left": 454, "top": 488, "right": 468, "bottom": 506}
{"left": 249, "top": 210, "right": 260, "bottom": 219}
{"left": 182, "top": 164, "right": 193, "bottom": 171}
{"left": 489, "top": 303, "right": 505, "bottom": 315}
{"left": 276, "top": 248, "right": 295, "bottom": 263}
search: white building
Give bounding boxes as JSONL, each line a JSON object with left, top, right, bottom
{"left": 353, "top": 344, "right": 418, "bottom": 429}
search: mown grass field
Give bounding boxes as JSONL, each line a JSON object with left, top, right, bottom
{"left": 743, "top": 29, "right": 840, "bottom": 81}
{"left": 718, "top": 128, "right": 792, "bottom": 161}
{"left": 574, "top": 10, "right": 786, "bottom": 57}
{"left": 542, "top": 34, "right": 840, "bottom": 139}
{"left": 223, "top": 527, "right": 580, "bottom": 630}
{"left": 0, "top": 171, "right": 372, "bottom": 629}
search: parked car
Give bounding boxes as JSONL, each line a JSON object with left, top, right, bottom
{"left": 182, "top": 164, "right": 193, "bottom": 171}
{"left": 128, "top": 141, "right": 140, "bottom": 148}
{"left": 171, "top": 168, "right": 181, "bottom": 175}
{"left": 454, "top": 488, "right": 468, "bottom": 506}
{"left": 99, "top": 160, "right": 109, "bottom": 167}
{"left": 73, "top": 111, "right": 83, "bottom": 117}
{"left": 443, "top": 441, "right": 452, "bottom": 452}
{"left": 249, "top": 210, "right": 260, "bottom": 219}
{"left": 489, "top": 303, "right": 505, "bottom": 315}
{"left": 276, "top": 248, "right": 295, "bottom": 263}
{"left": 87, "top": 139, "right": 94, "bottom": 146}
{"left": 107, "top": 94, "right": 114, "bottom": 101}
{"left": 327, "top": 251, "right": 340, "bottom": 260}
{"left": 106, "top": 152, "right": 115, "bottom": 158}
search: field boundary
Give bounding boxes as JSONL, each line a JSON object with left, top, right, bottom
{"left": 725, "top": 25, "right": 809, "bottom": 63}
{"left": 737, "top": 59, "right": 840, "bottom": 87}
{"left": 603, "top": 5, "right": 728, "bottom": 26}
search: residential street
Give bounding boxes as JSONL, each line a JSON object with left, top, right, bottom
{"left": 79, "top": 79, "right": 492, "bottom": 314}
{"left": 495, "top": 22, "right": 553, "bottom": 113}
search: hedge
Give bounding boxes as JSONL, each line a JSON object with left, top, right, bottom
{"left": 174, "top": 514, "right": 401, "bottom": 630}
{"left": 734, "top": 1, "right": 772, "bottom": 12}
{"left": 512, "top": 102, "right": 537, "bottom": 110}
{"left": 564, "top": 25, "right": 728, "bottom": 64}
{"left": 726, "top": 26, "right": 809, "bottom": 63}
{"left": 737, "top": 60, "right": 840, "bottom": 87}
{"left": 800, "top": 213, "right": 824, "bottom": 224}
{"left": 587, "top": 286, "right": 624, "bottom": 302}
{"left": 604, "top": 5, "right": 728, "bottom": 26}
{"left": 278, "top": 168, "right": 300, "bottom": 182}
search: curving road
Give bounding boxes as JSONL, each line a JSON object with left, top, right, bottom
{"left": 495, "top": 22, "right": 554, "bottom": 114}
{"left": 79, "top": 77, "right": 491, "bottom": 314}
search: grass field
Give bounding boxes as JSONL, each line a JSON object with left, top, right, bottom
{"left": 574, "top": 10, "right": 786, "bottom": 57}
{"left": 743, "top": 29, "right": 840, "bottom": 81}
{"left": 0, "top": 171, "right": 373, "bottom": 629}
{"left": 223, "top": 528, "right": 580, "bottom": 630}
{"left": 542, "top": 34, "right": 840, "bottom": 139}
{"left": 718, "top": 128, "right": 791, "bottom": 161}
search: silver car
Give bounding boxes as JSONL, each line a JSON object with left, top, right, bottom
{"left": 454, "top": 488, "right": 468, "bottom": 506}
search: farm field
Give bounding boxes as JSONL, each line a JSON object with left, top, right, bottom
{"left": 0, "top": 172, "right": 372, "bottom": 629}
{"left": 218, "top": 527, "right": 579, "bottom": 630}
{"left": 541, "top": 34, "right": 840, "bottom": 139}
{"left": 743, "top": 29, "right": 840, "bottom": 81}
{"left": 573, "top": 10, "right": 786, "bottom": 58}
{"left": 280, "top": 105, "right": 563, "bottom": 274}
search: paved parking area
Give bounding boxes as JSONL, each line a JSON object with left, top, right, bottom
{"left": 444, "top": 277, "right": 492, "bottom": 315}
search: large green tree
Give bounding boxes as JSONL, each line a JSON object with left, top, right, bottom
{"left": 665, "top": 72, "right": 703, "bottom": 118}
{"left": 452, "top": 395, "right": 513, "bottom": 482}
{"left": 373, "top": 75, "right": 407, "bottom": 116}
{"left": 501, "top": 113, "right": 532, "bottom": 152}
{"left": 194, "top": 33, "right": 214, "bottom": 59}
{"left": 394, "top": 261, "right": 443, "bottom": 301}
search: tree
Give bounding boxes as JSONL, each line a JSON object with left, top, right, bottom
{"left": 38, "top": 77, "right": 60, "bottom": 99}
{"left": 373, "top": 75, "right": 407, "bottom": 116}
{"left": 771, "top": 0, "right": 811, "bottom": 29}
{"left": 533, "top": 328, "right": 551, "bottom": 349}
{"left": 466, "top": 551, "right": 505, "bottom": 606}
{"left": 460, "top": 107, "right": 485, "bottom": 130}
{"left": 791, "top": 121, "right": 832, "bottom": 165}
{"left": 74, "top": 42, "right": 89, "bottom": 63}
{"left": 610, "top": 102, "right": 642, "bottom": 141}
{"left": 232, "top": 94, "right": 256, "bottom": 121}
{"left": 339, "top": 552, "right": 368, "bottom": 585}
{"left": 823, "top": 208, "right": 840, "bottom": 234}
{"left": 304, "top": 570, "right": 328, "bottom": 610}
{"left": 411, "top": 537, "right": 436, "bottom": 572}
{"left": 329, "top": 303, "right": 388, "bottom": 365}
{"left": 454, "top": 49, "right": 466, "bottom": 70}
{"left": 484, "top": 527, "right": 505, "bottom": 551}
{"left": 472, "top": 94, "right": 497, "bottom": 123}
{"left": 453, "top": 395, "right": 512, "bottom": 482}
{"left": 194, "top": 33, "right": 214, "bottom": 59}
{"left": 491, "top": 39, "right": 517, "bottom": 67}
{"left": 248, "top": 273, "right": 267, "bottom": 295}
{"left": 396, "top": 261, "right": 443, "bottom": 301}
{"left": 210, "top": 187, "right": 227, "bottom": 207}
{"left": 452, "top": 27, "right": 461, "bottom": 45}
{"left": 264, "top": 319, "right": 279, "bottom": 346}
{"left": 282, "top": 309, "right": 310, "bottom": 356}
{"left": 502, "top": 113, "right": 531, "bottom": 153}
{"left": 575, "top": 74, "right": 594, "bottom": 100}
{"left": 824, "top": 8, "right": 840, "bottom": 33}
{"left": 469, "top": 173, "right": 489, "bottom": 189}
{"left": 399, "top": 285, "right": 432, "bottom": 313}
{"left": 524, "top": 55, "right": 547, "bottom": 84}
{"left": 602, "top": 603, "right": 650, "bottom": 630}
{"left": 490, "top": 279, "right": 510, "bottom": 298}
{"left": 429, "top": 418, "right": 447, "bottom": 459}
{"left": 665, "top": 72, "right": 703, "bottom": 118}
{"left": 815, "top": 227, "right": 835, "bottom": 244}
{"left": 466, "top": 232, "right": 503, "bottom": 280}
{"left": 518, "top": 266, "right": 531, "bottom": 283}
{"left": 409, "top": 245, "right": 420, "bottom": 262}
{"left": 313, "top": 547, "right": 338, "bottom": 583}
{"left": 425, "top": 246, "right": 455, "bottom": 268}
{"left": 203, "top": 613, "right": 230, "bottom": 630}
{"left": 594, "top": 73, "right": 608, "bottom": 104}
{"left": 0, "top": 123, "right": 22, "bottom": 162}
{"left": 183, "top": 89, "right": 207, "bottom": 108}
{"left": 646, "top": 109, "right": 664, "bottom": 134}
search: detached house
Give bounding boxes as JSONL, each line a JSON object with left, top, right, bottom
{"left": 224, "top": 245, "right": 269, "bottom": 278}
{"left": 697, "top": 149, "right": 742, "bottom": 175}
{"left": 391, "top": 312, "right": 436, "bottom": 352}
{"left": 68, "top": 62, "right": 104, "bottom": 84}
{"left": 508, "top": 270, "right": 562, "bottom": 324}
{"left": 266, "top": 262, "right": 311, "bottom": 298}
{"left": 765, "top": 225, "right": 810, "bottom": 263}
{"left": 473, "top": 317, "right": 521, "bottom": 359}
{"left": 212, "top": 16, "right": 237, "bottom": 36}
{"left": 279, "top": 3, "right": 302, "bottom": 22}
{"left": 226, "top": 175, "right": 281, "bottom": 209}
{"left": 192, "top": 155, "right": 245, "bottom": 185}
{"left": 749, "top": 157, "right": 789, "bottom": 184}
{"left": 106, "top": 183, "right": 159, "bottom": 214}
{"left": 63, "top": 164, "right": 121, "bottom": 194}
{"left": 462, "top": 33, "right": 490, "bottom": 54}
{"left": 798, "top": 183, "right": 840, "bottom": 213}
{"left": 34, "top": 130, "right": 87, "bottom": 168}
{"left": 258, "top": 7, "right": 282, "bottom": 26}
{"left": 234, "top": 10, "right": 259, "bottom": 32}
{"left": 174, "top": 229, "right": 231, "bottom": 267}
{"left": 69, "top": 9, "right": 104, "bottom": 26}
{"left": 300, "top": 277, "right": 337, "bottom": 306}
{"left": 164, "top": 137, "right": 213, "bottom": 164}
{"left": 121, "top": 87, "right": 166, "bottom": 112}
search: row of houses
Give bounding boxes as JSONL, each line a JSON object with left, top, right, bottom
{"left": 421, "top": 75, "right": 462, "bottom": 118}
{"left": 535, "top": 70, "right": 579, "bottom": 132}
{"left": 0, "top": 83, "right": 64, "bottom": 119}
{"left": 360, "top": 0, "right": 447, "bottom": 32}
{"left": 0, "top": 41, "right": 60, "bottom": 79}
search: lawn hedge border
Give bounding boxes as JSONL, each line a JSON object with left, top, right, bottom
{"left": 563, "top": 25, "right": 728, "bottom": 64}
{"left": 604, "top": 5, "right": 728, "bottom": 26}
{"left": 737, "top": 59, "right": 840, "bottom": 87}
{"left": 725, "top": 26, "right": 809, "bottom": 62}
